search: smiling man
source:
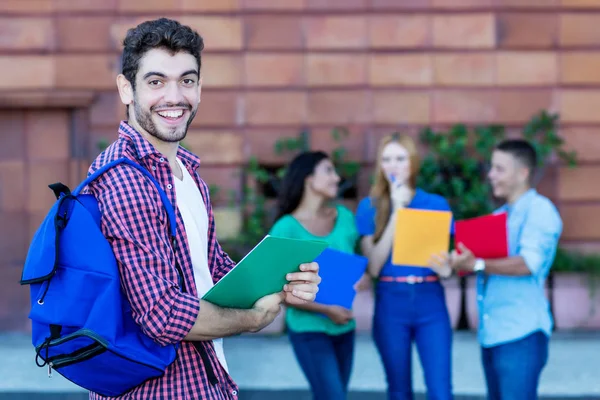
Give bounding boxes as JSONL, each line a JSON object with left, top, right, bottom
{"left": 85, "top": 18, "right": 320, "bottom": 400}
{"left": 449, "top": 139, "right": 563, "bottom": 400}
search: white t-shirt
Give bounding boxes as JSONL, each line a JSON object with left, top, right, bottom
{"left": 173, "top": 158, "right": 228, "bottom": 372}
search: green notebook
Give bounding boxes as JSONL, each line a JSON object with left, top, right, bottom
{"left": 202, "top": 235, "right": 328, "bottom": 309}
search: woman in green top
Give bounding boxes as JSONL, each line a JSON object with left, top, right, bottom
{"left": 269, "top": 151, "right": 360, "bottom": 400}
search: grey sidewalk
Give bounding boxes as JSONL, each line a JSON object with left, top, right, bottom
{"left": 1, "top": 331, "right": 599, "bottom": 398}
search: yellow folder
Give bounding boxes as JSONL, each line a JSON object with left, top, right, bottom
{"left": 392, "top": 208, "right": 452, "bottom": 267}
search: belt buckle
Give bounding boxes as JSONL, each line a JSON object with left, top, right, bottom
{"left": 406, "top": 275, "right": 418, "bottom": 284}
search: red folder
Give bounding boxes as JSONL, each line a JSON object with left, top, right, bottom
{"left": 454, "top": 212, "right": 508, "bottom": 259}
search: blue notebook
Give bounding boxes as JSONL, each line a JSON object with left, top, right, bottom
{"left": 313, "top": 248, "right": 368, "bottom": 310}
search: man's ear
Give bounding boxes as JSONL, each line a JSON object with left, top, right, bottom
{"left": 116, "top": 74, "right": 134, "bottom": 106}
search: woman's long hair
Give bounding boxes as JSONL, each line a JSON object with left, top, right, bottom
{"left": 370, "top": 134, "right": 421, "bottom": 242}
{"left": 275, "top": 151, "right": 330, "bottom": 221}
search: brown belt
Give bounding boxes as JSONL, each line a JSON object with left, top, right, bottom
{"left": 379, "top": 275, "right": 439, "bottom": 284}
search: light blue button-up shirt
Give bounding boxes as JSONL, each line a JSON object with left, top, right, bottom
{"left": 477, "top": 189, "right": 563, "bottom": 348}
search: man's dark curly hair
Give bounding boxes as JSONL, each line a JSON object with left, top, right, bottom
{"left": 121, "top": 18, "right": 204, "bottom": 90}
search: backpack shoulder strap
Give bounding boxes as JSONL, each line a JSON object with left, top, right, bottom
{"left": 71, "top": 157, "right": 177, "bottom": 240}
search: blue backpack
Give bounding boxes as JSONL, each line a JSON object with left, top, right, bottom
{"left": 20, "top": 157, "right": 184, "bottom": 397}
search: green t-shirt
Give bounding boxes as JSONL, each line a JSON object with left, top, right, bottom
{"left": 268, "top": 204, "right": 359, "bottom": 335}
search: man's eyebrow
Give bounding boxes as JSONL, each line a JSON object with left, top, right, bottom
{"left": 142, "top": 71, "right": 166, "bottom": 80}
{"left": 142, "top": 70, "right": 199, "bottom": 80}
{"left": 180, "top": 69, "right": 198, "bottom": 77}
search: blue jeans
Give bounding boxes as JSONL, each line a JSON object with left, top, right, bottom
{"left": 481, "top": 330, "right": 549, "bottom": 400}
{"left": 373, "top": 281, "right": 453, "bottom": 400}
{"left": 288, "top": 329, "right": 355, "bottom": 400}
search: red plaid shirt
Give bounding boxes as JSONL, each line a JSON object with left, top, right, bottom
{"left": 86, "top": 121, "right": 239, "bottom": 400}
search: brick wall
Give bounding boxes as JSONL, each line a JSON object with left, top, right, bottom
{"left": 2, "top": 0, "right": 600, "bottom": 331}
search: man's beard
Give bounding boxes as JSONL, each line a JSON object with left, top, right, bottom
{"left": 133, "top": 100, "right": 197, "bottom": 143}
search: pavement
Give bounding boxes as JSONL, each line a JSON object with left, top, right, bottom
{"left": 1, "top": 331, "right": 599, "bottom": 399}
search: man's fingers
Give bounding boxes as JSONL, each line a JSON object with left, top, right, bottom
{"left": 298, "top": 262, "right": 319, "bottom": 273}
{"left": 285, "top": 282, "right": 318, "bottom": 295}
{"left": 287, "top": 271, "right": 321, "bottom": 284}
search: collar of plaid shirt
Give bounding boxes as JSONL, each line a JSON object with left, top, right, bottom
{"left": 87, "top": 121, "right": 239, "bottom": 400}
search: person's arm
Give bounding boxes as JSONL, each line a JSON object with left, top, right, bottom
{"left": 452, "top": 201, "right": 563, "bottom": 277}
{"left": 185, "top": 296, "right": 281, "bottom": 341}
{"left": 360, "top": 211, "right": 396, "bottom": 277}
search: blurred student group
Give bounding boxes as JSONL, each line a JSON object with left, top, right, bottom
{"left": 9, "top": 5, "right": 585, "bottom": 400}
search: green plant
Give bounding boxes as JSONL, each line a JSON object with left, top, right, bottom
{"left": 417, "top": 110, "right": 577, "bottom": 221}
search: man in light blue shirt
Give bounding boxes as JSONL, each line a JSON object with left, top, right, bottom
{"left": 449, "top": 139, "right": 563, "bottom": 400}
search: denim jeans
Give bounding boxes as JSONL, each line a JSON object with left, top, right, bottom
{"left": 481, "top": 330, "right": 549, "bottom": 400}
{"left": 373, "top": 281, "right": 453, "bottom": 400}
{"left": 288, "top": 329, "right": 355, "bottom": 400}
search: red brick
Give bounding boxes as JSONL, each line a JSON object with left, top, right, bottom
{"left": 496, "top": 52, "right": 558, "bottom": 86}
{"left": 433, "top": 54, "right": 495, "bottom": 86}
{"left": 0, "top": 212, "right": 28, "bottom": 266}
{"left": 372, "top": 0, "right": 430, "bottom": 8}
{"left": 559, "top": 166, "right": 600, "bottom": 201}
{"left": 496, "top": 90, "right": 558, "bottom": 123}
{"left": 196, "top": 166, "right": 241, "bottom": 206}
{"left": 496, "top": 0, "right": 558, "bottom": 6}
{"left": 242, "top": 0, "right": 304, "bottom": 9}
{"left": 181, "top": 17, "right": 243, "bottom": 51}
{"left": 0, "top": 18, "right": 54, "bottom": 51}
{"left": 310, "top": 127, "right": 365, "bottom": 161}
{"left": 369, "top": 15, "right": 431, "bottom": 49}
{"left": 373, "top": 91, "right": 431, "bottom": 124}
{"left": 192, "top": 91, "right": 242, "bottom": 128}
{"left": 90, "top": 92, "right": 121, "bottom": 128}
{"left": 305, "top": 17, "right": 368, "bottom": 50}
{"left": 560, "top": 53, "right": 600, "bottom": 84}
{"left": 27, "top": 161, "right": 71, "bottom": 213}
{"left": 433, "top": 91, "right": 496, "bottom": 124}
{"left": 562, "top": 0, "right": 600, "bottom": 7}
{"left": 0, "top": 161, "right": 25, "bottom": 212}
{"left": 369, "top": 54, "right": 432, "bottom": 87}
{"left": 497, "top": 13, "right": 558, "bottom": 48}
{"left": 202, "top": 55, "right": 242, "bottom": 88}
{"left": 432, "top": 0, "right": 493, "bottom": 7}
{"left": 26, "top": 111, "right": 70, "bottom": 161}
{"left": 56, "top": 17, "right": 113, "bottom": 51}
{"left": 182, "top": 0, "right": 240, "bottom": 11}
{"left": 0, "top": 0, "right": 53, "bottom": 13}
{"left": 306, "top": 0, "right": 367, "bottom": 9}
{"left": 560, "top": 90, "right": 600, "bottom": 123}
{"left": 245, "top": 92, "right": 307, "bottom": 126}
{"left": 245, "top": 128, "right": 306, "bottom": 164}
{"left": 55, "top": 0, "right": 117, "bottom": 10}
{"left": 0, "top": 56, "right": 54, "bottom": 89}
{"left": 535, "top": 165, "right": 557, "bottom": 201}
{"left": 560, "top": 14, "right": 600, "bottom": 46}
{"left": 561, "top": 127, "right": 600, "bottom": 162}
{"left": 246, "top": 54, "right": 304, "bottom": 87}
{"left": 0, "top": 111, "right": 25, "bottom": 161}
{"left": 55, "top": 55, "right": 116, "bottom": 90}
{"left": 245, "top": 16, "right": 303, "bottom": 50}
{"left": 433, "top": 14, "right": 496, "bottom": 48}
{"left": 118, "top": 0, "right": 179, "bottom": 12}
{"left": 184, "top": 131, "right": 244, "bottom": 165}
{"left": 307, "top": 90, "right": 371, "bottom": 124}
{"left": 308, "top": 54, "right": 367, "bottom": 86}
{"left": 561, "top": 205, "right": 600, "bottom": 240}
